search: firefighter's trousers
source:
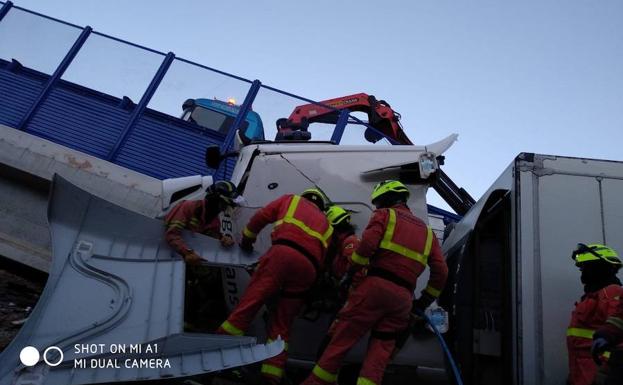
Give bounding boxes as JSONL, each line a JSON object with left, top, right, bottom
{"left": 301, "top": 276, "right": 412, "bottom": 385}
{"left": 217, "top": 244, "right": 316, "bottom": 384}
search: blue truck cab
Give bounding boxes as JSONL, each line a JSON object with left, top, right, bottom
{"left": 181, "top": 98, "right": 264, "bottom": 143}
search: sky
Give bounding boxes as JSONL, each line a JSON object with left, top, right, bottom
{"left": 3, "top": 0, "right": 623, "bottom": 211}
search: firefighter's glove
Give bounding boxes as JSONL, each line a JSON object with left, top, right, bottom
{"left": 245, "top": 262, "right": 259, "bottom": 276}
{"left": 409, "top": 312, "right": 429, "bottom": 337}
{"left": 239, "top": 237, "right": 254, "bottom": 253}
{"left": 412, "top": 292, "right": 435, "bottom": 314}
{"left": 183, "top": 250, "right": 202, "bottom": 266}
{"left": 592, "top": 332, "right": 612, "bottom": 365}
{"left": 220, "top": 234, "right": 235, "bottom": 248}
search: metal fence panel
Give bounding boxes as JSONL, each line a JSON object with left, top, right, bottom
{"left": 0, "top": 60, "right": 46, "bottom": 127}
{"left": 61, "top": 33, "right": 164, "bottom": 102}
{"left": 147, "top": 58, "right": 252, "bottom": 118}
{"left": 27, "top": 82, "right": 131, "bottom": 158}
{"left": 0, "top": 7, "right": 81, "bottom": 74}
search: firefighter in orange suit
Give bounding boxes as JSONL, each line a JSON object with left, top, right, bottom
{"left": 593, "top": 291, "right": 623, "bottom": 384}
{"left": 301, "top": 180, "right": 448, "bottom": 385}
{"left": 314, "top": 205, "right": 363, "bottom": 359}
{"left": 216, "top": 188, "right": 333, "bottom": 385}
{"left": 594, "top": 299, "right": 623, "bottom": 348}
{"left": 325, "top": 205, "right": 362, "bottom": 288}
{"left": 164, "top": 180, "right": 239, "bottom": 264}
{"left": 566, "top": 243, "right": 623, "bottom": 385}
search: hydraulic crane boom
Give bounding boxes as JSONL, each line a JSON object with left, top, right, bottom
{"left": 276, "top": 92, "right": 474, "bottom": 215}
{"left": 276, "top": 93, "right": 413, "bottom": 144}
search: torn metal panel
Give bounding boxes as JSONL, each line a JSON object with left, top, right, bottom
{"left": 0, "top": 175, "right": 282, "bottom": 385}
{"left": 360, "top": 134, "right": 458, "bottom": 174}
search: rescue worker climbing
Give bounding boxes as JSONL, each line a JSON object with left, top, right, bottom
{"left": 164, "top": 180, "right": 239, "bottom": 264}
{"left": 567, "top": 243, "right": 623, "bottom": 385}
{"left": 165, "top": 180, "right": 239, "bottom": 331}
{"left": 301, "top": 180, "right": 448, "bottom": 385}
{"left": 216, "top": 188, "right": 333, "bottom": 385}
{"left": 325, "top": 205, "right": 362, "bottom": 288}
{"left": 314, "top": 205, "right": 362, "bottom": 359}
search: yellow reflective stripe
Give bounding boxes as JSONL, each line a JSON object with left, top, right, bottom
{"left": 261, "top": 364, "right": 284, "bottom": 378}
{"left": 189, "top": 217, "right": 200, "bottom": 225}
{"left": 607, "top": 316, "right": 623, "bottom": 330}
{"left": 357, "top": 377, "right": 377, "bottom": 385}
{"left": 566, "top": 327, "right": 594, "bottom": 339}
{"left": 274, "top": 195, "right": 334, "bottom": 248}
{"left": 220, "top": 320, "right": 243, "bottom": 336}
{"left": 425, "top": 285, "right": 442, "bottom": 298}
{"left": 384, "top": 208, "right": 397, "bottom": 242}
{"left": 379, "top": 209, "right": 428, "bottom": 265}
{"left": 423, "top": 227, "right": 433, "bottom": 257}
{"left": 287, "top": 195, "right": 300, "bottom": 217}
{"left": 243, "top": 226, "right": 257, "bottom": 239}
{"left": 267, "top": 338, "right": 288, "bottom": 351}
{"left": 167, "top": 220, "right": 186, "bottom": 229}
{"left": 281, "top": 217, "right": 333, "bottom": 247}
{"left": 351, "top": 251, "right": 370, "bottom": 266}
{"left": 312, "top": 365, "right": 337, "bottom": 383}
{"left": 167, "top": 223, "right": 184, "bottom": 230}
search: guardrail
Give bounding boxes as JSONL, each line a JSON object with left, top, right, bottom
{"left": 0, "top": 1, "right": 394, "bottom": 180}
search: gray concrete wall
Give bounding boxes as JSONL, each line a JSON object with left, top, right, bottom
{"left": 0, "top": 124, "right": 166, "bottom": 271}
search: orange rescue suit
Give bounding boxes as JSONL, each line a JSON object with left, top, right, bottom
{"left": 302, "top": 203, "right": 448, "bottom": 385}
{"left": 330, "top": 232, "right": 365, "bottom": 289}
{"left": 567, "top": 284, "right": 623, "bottom": 385}
{"left": 217, "top": 194, "right": 332, "bottom": 385}
{"left": 164, "top": 200, "right": 221, "bottom": 256}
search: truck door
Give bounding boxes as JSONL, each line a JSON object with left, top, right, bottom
{"left": 442, "top": 190, "right": 513, "bottom": 385}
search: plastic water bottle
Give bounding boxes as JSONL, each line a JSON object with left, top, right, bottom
{"left": 426, "top": 306, "right": 449, "bottom": 334}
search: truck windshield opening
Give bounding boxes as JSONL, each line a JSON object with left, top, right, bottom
{"left": 189, "top": 106, "right": 248, "bottom": 135}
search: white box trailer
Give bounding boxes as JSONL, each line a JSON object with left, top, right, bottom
{"left": 442, "top": 153, "right": 623, "bottom": 385}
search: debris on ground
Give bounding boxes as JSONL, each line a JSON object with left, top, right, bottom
{"left": 0, "top": 266, "right": 45, "bottom": 351}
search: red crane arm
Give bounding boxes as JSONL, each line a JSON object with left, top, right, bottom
{"left": 278, "top": 93, "right": 413, "bottom": 145}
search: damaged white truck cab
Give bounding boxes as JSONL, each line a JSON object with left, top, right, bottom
{"left": 0, "top": 135, "right": 459, "bottom": 385}
{"left": 164, "top": 135, "right": 460, "bottom": 369}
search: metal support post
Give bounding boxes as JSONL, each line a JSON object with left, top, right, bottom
{"left": 0, "top": 1, "right": 13, "bottom": 22}
{"left": 219, "top": 79, "right": 261, "bottom": 155}
{"left": 330, "top": 109, "right": 350, "bottom": 144}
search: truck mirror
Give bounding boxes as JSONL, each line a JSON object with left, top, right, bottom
{"left": 364, "top": 128, "right": 383, "bottom": 143}
{"left": 182, "top": 98, "right": 195, "bottom": 111}
{"left": 205, "top": 145, "right": 222, "bottom": 169}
